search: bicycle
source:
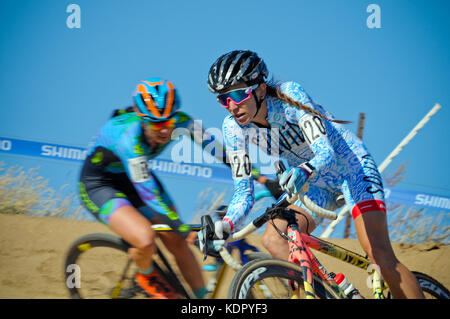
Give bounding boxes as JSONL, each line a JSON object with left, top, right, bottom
{"left": 64, "top": 226, "right": 197, "bottom": 299}
{"left": 199, "top": 204, "right": 281, "bottom": 298}
{"left": 213, "top": 161, "right": 449, "bottom": 299}
{"left": 64, "top": 203, "right": 275, "bottom": 299}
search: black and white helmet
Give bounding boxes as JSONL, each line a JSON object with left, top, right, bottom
{"left": 207, "top": 50, "right": 269, "bottom": 93}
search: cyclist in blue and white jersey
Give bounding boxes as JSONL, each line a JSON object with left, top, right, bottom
{"left": 79, "top": 78, "right": 227, "bottom": 299}
{"left": 206, "top": 50, "right": 424, "bottom": 299}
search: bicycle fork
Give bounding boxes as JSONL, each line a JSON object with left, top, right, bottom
{"left": 286, "top": 224, "right": 347, "bottom": 299}
{"left": 370, "top": 266, "right": 388, "bottom": 299}
{"left": 286, "top": 228, "right": 315, "bottom": 298}
{"left": 111, "top": 258, "right": 133, "bottom": 299}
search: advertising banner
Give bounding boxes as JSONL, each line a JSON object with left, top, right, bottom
{"left": 1, "top": 136, "right": 448, "bottom": 211}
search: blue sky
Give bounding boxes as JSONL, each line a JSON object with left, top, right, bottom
{"left": 0, "top": 0, "right": 449, "bottom": 236}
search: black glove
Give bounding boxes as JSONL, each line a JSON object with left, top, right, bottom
{"left": 198, "top": 215, "right": 227, "bottom": 260}
{"left": 264, "top": 178, "right": 285, "bottom": 199}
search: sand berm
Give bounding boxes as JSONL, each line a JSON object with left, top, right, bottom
{"left": 0, "top": 213, "right": 448, "bottom": 298}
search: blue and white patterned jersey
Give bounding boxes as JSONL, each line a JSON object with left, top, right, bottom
{"left": 223, "top": 81, "right": 385, "bottom": 229}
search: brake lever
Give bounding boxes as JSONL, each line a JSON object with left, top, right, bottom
{"left": 200, "top": 215, "right": 215, "bottom": 261}
{"left": 274, "top": 160, "right": 294, "bottom": 197}
{"left": 274, "top": 160, "right": 286, "bottom": 177}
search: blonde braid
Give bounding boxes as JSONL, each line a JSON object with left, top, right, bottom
{"left": 266, "top": 84, "right": 351, "bottom": 124}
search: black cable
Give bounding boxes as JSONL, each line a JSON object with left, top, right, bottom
{"left": 268, "top": 209, "right": 311, "bottom": 242}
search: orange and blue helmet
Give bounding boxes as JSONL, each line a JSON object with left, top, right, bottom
{"left": 133, "top": 78, "right": 181, "bottom": 122}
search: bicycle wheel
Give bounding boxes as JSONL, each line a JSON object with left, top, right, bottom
{"left": 386, "top": 271, "right": 449, "bottom": 299}
{"left": 228, "top": 257, "right": 340, "bottom": 299}
{"left": 64, "top": 233, "right": 189, "bottom": 299}
{"left": 207, "top": 251, "right": 285, "bottom": 298}
{"left": 243, "top": 252, "right": 291, "bottom": 298}
{"left": 244, "top": 251, "right": 272, "bottom": 261}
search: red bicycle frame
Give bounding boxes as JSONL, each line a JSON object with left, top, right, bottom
{"left": 286, "top": 222, "right": 368, "bottom": 299}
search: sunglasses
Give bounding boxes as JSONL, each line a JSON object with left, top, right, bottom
{"left": 217, "top": 84, "right": 259, "bottom": 108}
{"left": 147, "top": 118, "right": 176, "bottom": 131}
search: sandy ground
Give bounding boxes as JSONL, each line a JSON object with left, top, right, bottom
{"left": 0, "top": 213, "right": 448, "bottom": 299}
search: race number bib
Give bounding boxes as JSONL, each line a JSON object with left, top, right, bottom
{"left": 128, "top": 156, "right": 150, "bottom": 183}
{"left": 299, "top": 114, "right": 327, "bottom": 145}
{"left": 228, "top": 150, "right": 252, "bottom": 179}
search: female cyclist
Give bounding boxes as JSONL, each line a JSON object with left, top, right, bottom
{"left": 79, "top": 77, "right": 226, "bottom": 299}
{"left": 205, "top": 50, "right": 424, "bottom": 299}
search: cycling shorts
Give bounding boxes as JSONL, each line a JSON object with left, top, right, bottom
{"left": 295, "top": 153, "right": 386, "bottom": 225}
{"left": 79, "top": 171, "right": 190, "bottom": 238}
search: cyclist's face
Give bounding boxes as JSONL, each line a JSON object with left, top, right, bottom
{"left": 144, "top": 124, "right": 174, "bottom": 145}
{"left": 223, "top": 83, "right": 265, "bottom": 126}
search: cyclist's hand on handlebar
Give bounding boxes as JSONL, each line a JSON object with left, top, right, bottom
{"left": 199, "top": 216, "right": 231, "bottom": 260}
{"left": 279, "top": 165, "right": 311, "bottom": 195}
{"left": 198, "top": 230, "right": 224, "bottom": 259}
{"left": 214, "top": 219, "right": 231, "bottom": 240}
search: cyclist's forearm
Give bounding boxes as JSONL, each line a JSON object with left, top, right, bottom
{"left": 306, "top": 138, "right": 337, "bottom": 175}
{"left": 223, "top": 181, "right": 255, "bottom": 231}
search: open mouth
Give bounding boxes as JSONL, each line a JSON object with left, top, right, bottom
{"left": 236, "top": 113, "right": 246, "bottom": 121}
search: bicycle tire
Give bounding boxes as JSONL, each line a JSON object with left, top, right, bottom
{"left": 414, "top": 271, "right": 450, "bottom": 299}
{"left": 244, "top": 251, "right": 272, "bottom": 261}
{"left": 386, "top": 271, "right": 449, "bottom": 299}
{"left": 64, "top": 233, "right": 189, "bottom": 299}
{"left": 244, "top": 252, "right": 291, "bottom": 297}
{"left": 207, "top": 251, "right": 279, "bottom": 298}
{"left": 228, "top": 257, "right": 340, "bottom": 299}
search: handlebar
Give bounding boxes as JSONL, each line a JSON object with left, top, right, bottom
{"left": 274, "top": 160, "right": 337, "bottom": 221}
{"left": 215, "top": 161, "right": 338, "bottom": 270}
{"left": 217, "top": 192, "right": 291, "bottom": 270}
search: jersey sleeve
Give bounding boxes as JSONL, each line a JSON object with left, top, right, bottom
{"left": 221, "top": 116, "right": 255, "bottom": 231}
{"left": 175, "top": 111, "right": 229, "bottom": 166}
{"left": 280, "top": 82, "right": 337, "bottom": 175}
